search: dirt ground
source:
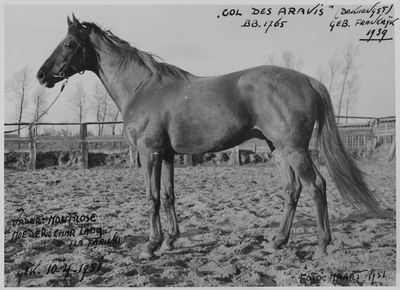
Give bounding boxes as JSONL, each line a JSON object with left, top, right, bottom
{"left": 3, "top": 159, "right": 396, "bottom": 287}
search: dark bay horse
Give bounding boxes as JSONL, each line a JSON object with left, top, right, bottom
{"left": 37, "top": 15, "right": 383, "bottom": 259}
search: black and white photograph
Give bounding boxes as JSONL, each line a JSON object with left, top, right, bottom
{"left": 3, "top": 0, "right": 398, "bottom": 287}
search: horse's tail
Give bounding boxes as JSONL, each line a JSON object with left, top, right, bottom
{"left": 308, "top": 77, "right": 384, "bottom": 216}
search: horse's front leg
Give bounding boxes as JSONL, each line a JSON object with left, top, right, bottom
{"left": 160, "top": 154, "right": 180, "bottom": 252}
{"left": 138, "top": 148, "right": 163, "bottom": 260}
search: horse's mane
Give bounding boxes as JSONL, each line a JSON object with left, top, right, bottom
{"left": 79, "top": 21, "right": 191, "bottom": 81}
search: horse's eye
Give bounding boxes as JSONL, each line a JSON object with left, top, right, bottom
{"left": 65, "top": 42, "right": 73, "bottom": 49}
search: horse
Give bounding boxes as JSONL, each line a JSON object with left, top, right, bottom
{"left": 37, "top": 14, "right": 384, "bottom": 259}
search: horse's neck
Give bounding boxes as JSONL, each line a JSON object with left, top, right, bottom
{"left": 90, "top": 34, "right": 153, "bottom": 113}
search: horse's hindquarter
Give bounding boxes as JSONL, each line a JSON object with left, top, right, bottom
{"left": 239, "top": 66, "right": 319, "bottom": 150}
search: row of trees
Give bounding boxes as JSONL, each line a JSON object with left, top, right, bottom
{"left": 5, "top": 66, "right": 49, "bottom": 136}
{"left": 268, "top": 42, "right": 361, "bottom": 122}
{"left": 5, "top": 66, "right": 121, "bottom": 137}
{"left": 68, "top": 81, "right": 121, "bottom": 136}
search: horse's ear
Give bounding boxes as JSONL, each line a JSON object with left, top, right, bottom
{"left": 67, "top": 15, "right": 73, "bottom": 27}
{"left": 72, "top": 13, "right": 83, "bottom": 29}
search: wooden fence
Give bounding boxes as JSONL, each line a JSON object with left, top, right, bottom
{"left": 4, "top": 116, "right": 396, "bottom": 169}
{"left": 4, "top": 122, "right": 131, "bottom": 169}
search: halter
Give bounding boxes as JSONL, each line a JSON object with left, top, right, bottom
{"left": 53, "top": 41, "right": 86, "bottom": 79}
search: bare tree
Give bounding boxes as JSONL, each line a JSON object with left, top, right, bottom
{"left": 268, "top": 54, "right": 279, "bottom": 66}
{"left": 30, "top": 86, "right": 48, "bottom": 136}
{"left": 337, "top": 43, "right": 360, "bottom": 121}
{"left": 110, "top": 106, "right": 121, "bottom": 135}
{"left": 5, "top": 79, "right": 12, "bottom": 94}
{"left": 281, "top": 50, "right": 304, "bottom": 71}
{"left": 91, "top": 82, "right": 109, "bottom": 135}
{"left": 344, "top": 73, "right": 360, "bottom": 123}
{"left": 103, "top": 93, "right": 122, "bottom": 136}
{"left": 32, "top": 86, "right": 48, "bottom": 122}
{"left": 69, "top": 81, "right": 87, "bottom": 122}
{"left": 327, "top": 52, "right": 341, "bottom": 95}
{"left": 316, "top": 65, "right": 327, "bottom": 84}
{"left": 268, "top": 50, "right": 304, "bottom": 71}
{"left": 314, "top": 52, "right": 340, "bottom": 94}
{"left": 8, "top": 66, "right": 33, "bottom": 136}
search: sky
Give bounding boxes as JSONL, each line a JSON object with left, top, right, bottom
{"left": 2, "top": 0, "right": 398, "bottom": 128}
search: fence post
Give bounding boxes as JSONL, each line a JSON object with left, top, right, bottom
{"left": 366, "top": 118, "right": 378, "bottom": 159}
{"left": 28, "top": 125, "right": 36, "bottom": 170}
{"left": 184, "top": 154, "right": 193, "bottom": 167}
{"left": 80, "top": 123, "right": 89, "bottom": 169}
{"left": 231, "top": 146, "right": 240, "bottom": 166}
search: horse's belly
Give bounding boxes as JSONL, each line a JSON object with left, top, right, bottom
{"left": 165, "top": 77, "right": 257, "bottom": 154}
{"left": 169, "top": 121, "right": 255, "bottom": 154}
{"left": 171, "top": 135, "right": 243, "bottom": 154}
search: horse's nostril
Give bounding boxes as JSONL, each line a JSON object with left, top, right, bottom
{"left": 37, "top": 71, "right": 45, "bottom": 81}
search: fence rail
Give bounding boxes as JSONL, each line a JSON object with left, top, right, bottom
{"left": 5, "top": 116, "right": 395, "bottom": 169}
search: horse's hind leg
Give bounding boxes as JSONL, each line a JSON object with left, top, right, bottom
{"left": 285, "top": 148, "right": 332, "bottom": 255}
{"left": 269, "top": 150, "right": 302, "bottom": 251}
{"left": 160, "top": 154, "right": 180, "bottom": 252}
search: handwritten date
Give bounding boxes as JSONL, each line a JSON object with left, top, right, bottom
{"left": 16, "top": 258, "right": 103, "bottom": 285}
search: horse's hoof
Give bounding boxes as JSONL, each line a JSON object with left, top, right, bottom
{"left": 139, "top": 249, "right": 155, "bottom": 260}
{"left": 160, "top": 242, "right": 174, "bottom": 252}
{"left": 313, "top": 248, "right": 329, "bottom": 260}
{"left": 264, "top": 243, "right": 279, "bottom": 254}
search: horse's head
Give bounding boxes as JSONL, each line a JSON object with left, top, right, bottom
{"left": 37, "top": 14, "right": 94, "bottom": 88}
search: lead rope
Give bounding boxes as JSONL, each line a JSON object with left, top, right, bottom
{"left": 4, "top": 79, "right": 69, "bottom": 134}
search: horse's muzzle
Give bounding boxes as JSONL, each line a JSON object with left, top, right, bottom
{"left": 37, "top": 70, "right": 55, "bottom": 88}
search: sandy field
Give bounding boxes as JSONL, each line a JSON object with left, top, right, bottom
{"left": 4, "top": 159, "right": 396, "bottom": 287}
